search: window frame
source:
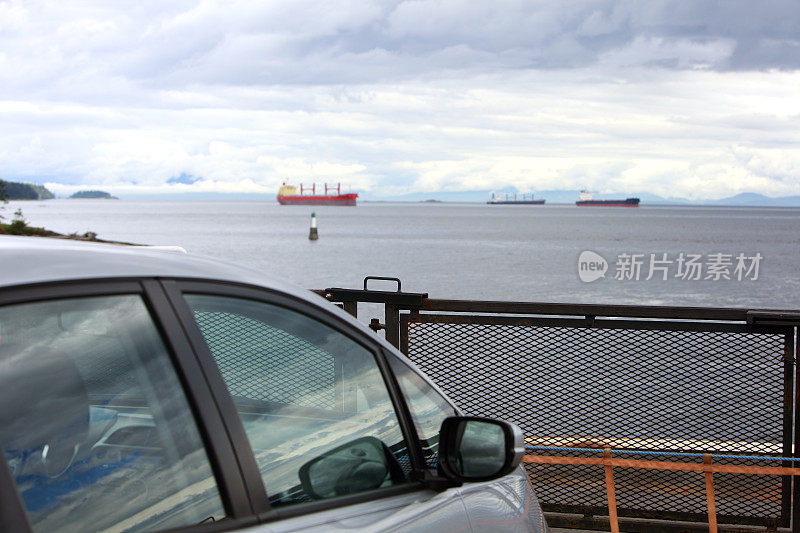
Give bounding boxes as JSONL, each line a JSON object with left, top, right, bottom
{"left": 0, "top": 278, "right": 258, "bottom": 533}
{"left": 383, "top": 349, "right": 462, "bottom": 471}
{"left": 0, "top": 277, "right": 459, "bottom": 531}
{"left": 162, "top": 278, "right": 433, "bottom": 525}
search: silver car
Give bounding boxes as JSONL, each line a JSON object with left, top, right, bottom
{"left": 0, "top": 236, "right": 547, "bottom": 532}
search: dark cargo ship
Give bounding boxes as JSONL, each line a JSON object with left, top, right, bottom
{"left": 575, "top": 190, "right": 639, "bottom": 207}
{"left": 277, "top": 182, "right": 358, "bottom": 206}
{"left": 487, "top": 192, "right": 545, "bottom": 205}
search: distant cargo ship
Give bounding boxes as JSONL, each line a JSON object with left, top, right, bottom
{"left": 277, "top": 182, "right": 358, "bottom": 206}
{"left": 487, "top": 192, "right": 545, "bottom": 205}
{"left": 575, "top": 190, "right": 639, "bottom": 207}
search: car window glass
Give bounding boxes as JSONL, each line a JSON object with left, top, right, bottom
{"left": 184, "top": 294, "right": 412, "bottom": 507}
{"left": 0, "top": 295, "right": 225, "bottom": 532}
{"left": 386, "top": 354, "right": 456, "bottom": 469}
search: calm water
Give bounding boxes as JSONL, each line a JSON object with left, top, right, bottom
{"left": 8, "top": 200, "right": 800, "bottom": 309}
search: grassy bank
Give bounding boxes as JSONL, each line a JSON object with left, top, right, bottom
{"left": 0, "top": 209, "right": 131, "bottom": 244}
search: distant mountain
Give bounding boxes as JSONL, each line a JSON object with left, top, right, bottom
{"left": 5, "top": 179, "right": 797, "bottom": 206}
{"left": 119, "top": 192, "right": 277, "bottom": 201}
{"left": 363, "top": 190, "right": 496, "bottom": 202}
{"left": 69, "top": 190, "right": 118, "bottom": 199}
{"left": 707, "top": 193, "right": 800, "bottom": 206}
{"left": 532, "top": 190, "right": 691, "bottom": 205}
{"left": 367, "top": 188, "right": 800, "bottom": 206}
{"left": 0, "top": 180, "right": 55, "bottom": 200}
{"left": 366, "top": 188, "right": 691, "bottom": 204}
{"left": 166, "top": 173, "right": 201, "bottom": 185}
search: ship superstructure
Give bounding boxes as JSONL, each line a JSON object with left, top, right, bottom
{"left": 487, "top": 192, "right": 545, "bottom": 205}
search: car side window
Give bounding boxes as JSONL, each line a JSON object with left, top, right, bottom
{"left": 385, "top": 354, "right": 456, "bottom": 469}
{"left": 184, "top": 294, "right": 412, "bottom": 507}
{"left": 0, "top": 295, "right": 225, "bottom": 532}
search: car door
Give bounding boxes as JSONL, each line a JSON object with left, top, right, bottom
{"left": 0, "top": 280, "right": 259, "bottom": 532}
{"left": 384, "top": 352, "right": 547, "bottom": 532}
{"left": 457, "top": 470, "right": 546, "bottom": 532}
{"left": 163, "top": 280, "right": 473, "bottom": 532}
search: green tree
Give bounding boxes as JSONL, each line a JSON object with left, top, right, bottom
{"left": 9, "top": 209, "right": 27, "bottom": 233}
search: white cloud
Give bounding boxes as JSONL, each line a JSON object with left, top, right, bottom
{"left": 0, "top": 0, "right": 798, "bottom": 199}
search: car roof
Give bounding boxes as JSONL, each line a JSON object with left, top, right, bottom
{"left": 0, "top": 235, "right": 308, "bottom": 299}
{"left": 0, "top": 236, "right": 459, "bottom": 409}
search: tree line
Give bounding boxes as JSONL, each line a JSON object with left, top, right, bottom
{"left": 0, "top": 180, "right": 55, "bottom": 200}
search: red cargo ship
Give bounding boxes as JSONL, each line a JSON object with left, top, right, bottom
{"left": 277, "top": 182, "right": 358, "bottom": 206}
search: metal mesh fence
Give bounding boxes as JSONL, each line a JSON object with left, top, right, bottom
{"left": 193, "top": 311, "right": 337, "bottom": 410}
{"left": 404, "top": 316, "right": 792, "bottom": 526}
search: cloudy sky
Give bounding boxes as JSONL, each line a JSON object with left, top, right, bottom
{"left": 1, "top": 0, "right": 799, "bottom": 199}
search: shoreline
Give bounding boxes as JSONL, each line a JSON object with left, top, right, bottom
{"left": 0, "top": 223, "right": 136, "bottom": 246}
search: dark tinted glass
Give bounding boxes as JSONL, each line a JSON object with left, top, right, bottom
{"left": 185, "top": 294, "right": 411, "bottom": 506}
{"left": 0, "top": 295, "right": 225, "bottom": 532}
{"left": 386, "top": 355, "right": 456, "bottom": 469}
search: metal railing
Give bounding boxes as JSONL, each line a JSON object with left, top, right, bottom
{"left": 318, "top": 279, "right": 800, "bottom": 531}
{"left": 523, "top": 447, "right": 800, "bottom": 533}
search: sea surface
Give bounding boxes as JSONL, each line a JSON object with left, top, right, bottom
{"left": 8, "top": 199, "right": 800, "bottom": 310}
{"left": 9, "top": 199, "right": 798, "bottom": 488}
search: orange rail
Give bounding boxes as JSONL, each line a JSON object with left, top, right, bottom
{"left": 523, "top": 448, "right": 800, "bottom": 533}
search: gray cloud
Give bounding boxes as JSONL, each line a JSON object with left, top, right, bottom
{"left": 0, "top": 0, "right": 798, "bottom": 198}
{"left": 3, "top": 1, "right": 799, "bottom": 95}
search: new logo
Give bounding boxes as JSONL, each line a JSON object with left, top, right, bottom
{"left": 578, "top": 251, "right": 608, "bottom": 282}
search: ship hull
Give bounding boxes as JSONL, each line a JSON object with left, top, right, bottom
{"left": 277, "top": 193, "right": 358, "bottom": 206}
{"left": 576, "top": 198, "right": 639, "bottom": 207}
{"left": 487, "top": 200, "right": 545, "bottom": 205}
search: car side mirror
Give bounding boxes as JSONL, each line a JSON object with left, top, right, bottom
{"left": 438, "top": 416, "right": 524, "bottom": 482}
{"left": 298, "top": 436, "right": 403, "bottom": 499}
